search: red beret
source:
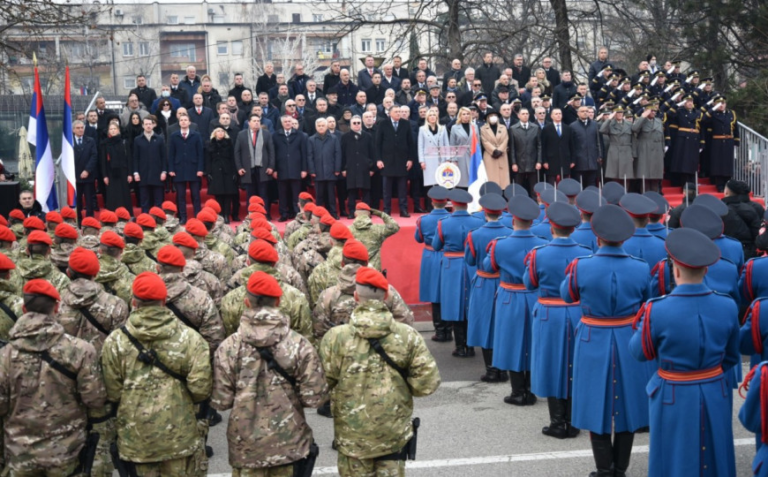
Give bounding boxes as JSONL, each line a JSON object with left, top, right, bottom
{"left": 185, "top": 219, "right": 208, "bottom": 238}
{"left": 27, "top": 230, "right": 52, "bottom": 246}
{"left": 157, "top": 245, "right": 186, "bottom": 267}
{"left": 136, "top": 214, "right": 157, "bottom": 229}
{"left": 99, "top": 210, "right": 118, "bottom": 224}
{"left": 299, "top": 192, "right": 315, "bottom": 202}
{"left": 312, "top": 206, "right": 329, "bottom": 218}
{"left": 204, "top": 199, "right": 222, "bottom": 214}
{"left": 343, "top": 240, "right": 369, "bottom": 262}
{"left": 248, "top": 203, "right": 267, "bottom": 214}
{"left": 320, "top": 214, "right": 336, "bottom": 226}
{"left": 248, "top": 212, "right": 266, "bottom": 222}
{"left": 172, "top": 232, "right": 200, "bottom": 250}
{"left": 60, "top": 207, "right": 77, "bottom": 220}
{"left": 9, "top": 210, "right": 26, "bottom": 221}
{"left": 0, "top": 252, "right": 15, "bottom": 271}
{"left": 149, "top": 207, "right": 167, "bottom": 221}
{"left": 68, "top": 247, "right": 100, "bottom": 276}
{"left": 23, "top": 217, "right": 45, "bottom": 231}
{"left": 162, "top": 201, "right": 177, "bottom": 213}
{"left": 251, "top": 228, "right": 277, "bottom": 244}
{"left": 331, "top": 222, "right": 354, "bottom": 241}
{"left": 0, "top": 226, "right": 15, "bottom": 243}
{"left": 132, "top": 271, "right": 167, "bottom": 301}
{"left": 81, "top": 217, "right": 101, "bottom": 230}
{"left": 248, "top": 240, "right": 279, "bottom": 264}
{"left": 249, "top": 195, "right": 265, "bottom": 206}
{"left": 54, "top": 223, "right": 78, "bottom": 240}
{"left": 355, "top": 266, "right": 387, "bottom": 291}
{"left": 247, "top": 271, "right": 282, "bottom": 298}
{"left": 45, "top": 211, "right": 63, "bottom": 224}
{"left": 197, "top": 208, "right": 217, "bottom": 224}
{"left": 303, "top": 202, "right": 316, "bottom": 213}
{"left": 100, "top": 231, "right": 125, "bottom": 249}
{"left": 356, "top": 202, "right": 371, "bottom": 211}
{"left": 115, "top": 207, "right": 131, "bottom": 220}
{"left": 23, "top": 278, "right": 60, "bottom": 301}
{"left": 123, "top": 222, "right": 144, "bottom": 240}
{"left": 0, "top": 215, "right": 6, "bottom": 227}
{"left": 250, "top": 218, "right": 272, "bottom": 231}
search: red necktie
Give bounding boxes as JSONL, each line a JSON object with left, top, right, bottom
{"left": 183, "top": 132, "right": 187, "bottom": 139}
{"left": 252, "top": 130, "right": 257, "bottom": 146}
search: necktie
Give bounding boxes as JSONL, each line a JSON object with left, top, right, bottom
{"left": 182, "top": 131, "right": 187, "bottom": 139}
{"left": 252, "top": 130, "right": 257, "bottom": 146}
{"left": 310, "top": 94, "right": 314, "bottom": 102}
{"left": 523, "top": 124, "right": 527, "bottom": 130}
{"left": 77, "top": 137, "right": 81, "bottom": 146}
{"left": 557, "top": 124, "right": 561, "bottom": 137}
{"left": 197, "top": 107, "right": 201, "bottom": 114}
{"left": 393, "top": 121, "right": 399, "bottom": 130}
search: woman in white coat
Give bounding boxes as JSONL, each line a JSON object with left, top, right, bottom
{"left": 447, "top": 107, "right": 478, "bottom": 189}
{"left": 419, "top": 108, "right": 449, "bottom": 194}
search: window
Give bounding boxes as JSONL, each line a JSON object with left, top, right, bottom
{"left": 132, "top": 15, "right": 143, "bottom": 25}
{"left": 375, "top": 38, "right": 385, "bottom": 52}
{"left": 217, "top": 41, "right": 228, "bottom": 55}
{"left": 218, "top": 73, "right": 230, "bottom": 86}
{"left": 139, "top": 42, "right": 150, "bottom": 57}
{"left": 184, "top": 16, "right": 195, "bottom": 24}
{"left": 169, "top": 44, "right": 196, "bottom": 62}
{"left": 292, "top": 13, "right": 301, "bottom": 23}
{"left": 312, "top": 14, "right": 323, "bottom": 22}
{"left": 361, "top": 39, "right": 371, "bottom": 52}
{"left": 213, "top": 15, "right": 225, "bottom": 24}
{"left": 267, "top": 14, "right": 279, "bottom": 23}
{"left": 167, "top": 15, "right": 179, "bottom": 24}
{"left": 122, "top": 42, "right": 134, "bottom": 57}
{"left": 124, "top": 76, "right": 136, "bottom": 89}
{"left": 266, "top": 43, "right": 273, "bottom": 61}
{"left": 231, "top": 40, "right": 243, "bottom": 55}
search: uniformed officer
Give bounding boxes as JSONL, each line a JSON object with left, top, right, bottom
{"left": 466, "top": 193, "right": 512, "bottom": 383}
{"left": 17, "top": 230, "right": 71, "bottom": 293}
{"left": 739, "top": 361, "right": 768, "bottom": 476}
{"left": 45, "top": 211, "right": 63, "bottom": 240}
{"left": 601, "top": 181, "right": 625, "bottom": 205}
{"left": 702, "top": 95, "right": 739, "bottom": 192}
{"left": 114, "top": 207, "right": 131, "bottom": 235}
{"left": 533, "top": 182, "right": 553, "bottom": 224}
{"left": 501, "top": 184, "right": 528, "bottom": 228}
{"left": 524, "top": 201, "right": 587, "bottom": 438}
{"left": 694, "top": 193, "right": 745, "bottom": 270}
{"left": 558, "top": 178, "right": 581, "bottom": 205}
{"left": 95, "top": 231, "right": 135, "bottom": 307}
{"left": 471, "top": 182, "right": 503, "bottom": 221}
{"left": 643, "top": 191, "right": 669, "bottom": 239}
{"left": 619, "top": 193, "right": 667, "bottom": 267}
{"left": 667, "top": 94, "right": 704, "bottom": 185}
{"left": 571, "top": 190, "right": 606, "bottom": 251}
{"left": 50, "top": 223, "right": 79, "bottom": 273}
{"left": 531, "top": 189, "right": 567, "bottom": 240}
{"left": 631, "top": 228, "right": 739, "bottom": 476}
{"left": 561, "top": 205, "right": 652, "bottom": 477}
{"left": 197, "top": 207, "right": 236, "bottom": 263}
{"left": 285, "top": 191, "right": 316, "bottom": 240}
{"left": 77, "top": 217, "right": 102, "bottom": 253}
{"left": 121, "top": 222, "right": 158, "bottom": 275}
{"left": 185, "top": 218, "right": 233, "bottom": 282}
{"left": 0, "top": 252, "right": 22, "bottom": 338}
{"left": 348, "top": 202, "right": 401, "bottom": 271}
{"left": 432, "top": 188, "right": 484, "bottom": 357}
{"left": 484, "top": 196, "right": 548, "bottom": 404}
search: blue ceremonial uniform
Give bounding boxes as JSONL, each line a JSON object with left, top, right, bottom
{"left": 530, "top": 217, "right": 553, "bottom": 240}
{"left": 571, "top": 222, "right": 599, "bottom": 252}
{"left": 650, "top": 258, "right": 739, "bottom": 303}
{"left": 535, "top": 204, "right": 546, "bottom": 224}
{"left": 630, "top": 284, "right": 739, "bottom": 477}
{"left": 561, "top": 246, "right": 652, "bottom": 434}
{"left": 466, "top": 222, "right": 512, "bottom": 348}
{"left": 741, "top": 298, "right": 768, "bottom": 368}
{"left": 739, "top": 362, "right": 768, "bottom": 476}
{"left": 415, "top": 209, "right": 449, "bottom": 302}
{"left": 716, "top": 234, "right": 745, "bottom": 271}
{"left": 623, "top": 228, "right": 667, "bottom": 267}
{"left": 525, "top": 238, "right": 589, "bottom": 398}
{"left": 484, "top": 230, "right": 547, "bottom": 370}
{"left": 646, "top": 222, "right": 668, "bottom": 239}
{"left": 740, "top": 256, "right": 768, "bottom": 305}
{"left": 499, "top": 211, "right": 513, "bottom": 228}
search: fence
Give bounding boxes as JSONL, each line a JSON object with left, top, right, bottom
{"left": 733, "top": 123, "right": 768, "bottom": 198}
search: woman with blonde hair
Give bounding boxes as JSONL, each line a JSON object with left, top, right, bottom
{"left": 535, "top": 68, "right": 553, "bottom": 96}
{"left": 206, "top": 127, "right": 239, "bottom": 222}
{"left": 447, "top": 107, "right": 477, "bottom": 189}
{"left": 418, "top": 108, "right": 449, "bottom": 204}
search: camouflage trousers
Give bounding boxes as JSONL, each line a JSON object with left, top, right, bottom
{"left": 91, "top": 418, "right": 116, "bottom": 477}
{"left": 133, "top": 454, "right": 198, "bottom": 477}
{"left": 232, "top": 464, "right": 294, "bottom": 476}
{"left": 7, "top": 459, "right": 79, "bottom": 477}
{"left": 337, "top": 454, "right": 405, "bottom": 477}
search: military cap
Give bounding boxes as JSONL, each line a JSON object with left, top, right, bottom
{"left": 115, "top": 207, "right": 131, "bottom": 221}
{"left": 497, "top": 86, "right": 509, "bottom": 93}
{"left": 511, "top": 98, "right": 522, "bottom": 104}
{"left": 330, "top": 222, "right": 354, "bottom": 241}
{"left": 197, "top": 208, "right": 217, "bottom": 224}
{"left": 644, "top": 100, "right": 659, "bottom": 110}
{"left": 468, "top": 105, "right": 478, "bottom": 111}
{"left": 157, "top": 245, "right": 186, "bottom": 268}
{"left": 669, "top": 80, "right": 681, "bottom": 88}
{"left": 247, "top": 271, "right": 282, "bottom": 298}
{"left": 54, "top": 223, "right": 78, "bottom": 240}
{"left": 250, "top": 195, "right": 265, "bottom": 206}
{"left": 575, "top": 190, "right": 606, "bottom": 214}
{"left": 415, "top": 88, "right": 428, "bottom": 96}
{"left": 682, "top": 94, "right": 695, "bottom": 102}
{"left": 613, "top": 105, "right": 626, "bottom": 113}
{"left": 713, "top": 95, "right": 727, "bottom": 104}
{"left": 150, "top": 207, "right": 167, "bottom": 221}
{"left": 688, "top": 70, "right": 700, "bottom": 77}
{"left": 23, "top": 279, "right": 60, "bottom": 301}
{"left": 320, "top": 214, "right": 336, "bottom": 226}
{"left": 479, "top": 182, "right": 503, "bottom": 196}
{"left": 692, "top": 194, "right": 728, "bottom": 217}
{"left": 570, "top": 94, "right": 583, "bottom": 102}
{"left": 633, "top": 83, "right": 645, "bottom": 90}
{"left": 123, "top": 222, "right": 144, "bottom": 240}
{"left": 137, "top": 214, "right": 158, "bottom": 229}
{"left": 644, "top": 191, "right": 669, "bottom": 216}
{"left": 0, "top": 215, "right": 6, "bottom": 227}
{"left": 508, "top": 196, "right": 540, "bottom": 221}
{"left": 9, "top": 210, "right": 25, "bottom": 221}
{"left": 0, "top": 252, "right": 15, "bottom": 271}
{"left": 355, "top": 202, "right": 371, "bottom": 212}
{"left": 504, "top": 183, "right": 529, "bottom": 199}
{"left": 473, "top": 93, "right": 488, "bottom": 102}
{"left": 173, "top": 232, "right": 199, "bottom": 250}
{"left": 609, "top": 74, "right": 620, "bottom": 81}
{"left": 250, "top": 218, "right": 272, "bottom": 231}
{"left": 162, "top": 201, "right": 178, "bottom": 213}
{"left": 449, "top": 188, "right": 473, "bottom": 204}
{"left": 23, "top": 216, "right": 45, "bottom": 231}
{"left": 558, "top": 178, "right": 581, "bottom": 197}
{"left": 680, "top": 204, "right": 723, "bottom": 239}
{"left": 27, "top": 230, "right": 52, "bottom": 246}
{"left": 299, "top": 192, "right": 315, "bottom": 202}
{"left": 601, "top": 182, "right": 626, "bottom": 205}
{"left": 46, "top": 211, "right": 63, "bottom": 224}
{"left": 0, "top": 226, "right": 16, "bottom": 243}
{"left": 251, "top": 228, "right": 278, "bottom": 244}
{"left": 638, "top": 71, "right": 651, "bottom": 78}
{"left": 547, "top": 202, "right": 581, "bottom": 228}
{"left": 356, "top": 266, "right": 388, "bottom": 291}
{"left": 248, "top": 203, "right": 267, "bottom": 214}
{"left": 100, "top": 231, "right": 125, "bottom": 250}
{"left": 428, "top": 186, "right": 450, "bottom": 202}
{"left": 585, "top": 185, "right": 600, "bottom": 193}
{"left": 60, "top": 207, "right": 77, "bottom": 220}
{"left": 604, "top": 64, "right": 614, "bottom": 71}
{"left": 665, "top": 228, "right": 720, "bottom": 268}
{"left": 133, "top": 272, "right": 167, "bottom": 301}
{"left": 69, "top": 247, "right": 100, "bottom": 276}
{"left": 100, "top": 210, "right": 118, "bottom": 224}
{"left": 654, "top": 71, "right": 666, "bottom": 77}
{"left": 343, "top": 239, "right": 369, "bottom": 262}
{"left": 540, "top": 188, "right": 567, "bottom": 206}
{"left": 620, "top": 78, "right": 632, "bottom": 85}
{"left": 81, "top": 217, "right": 101, "bottom": 230}
{"left": 591, "top": 205, "right": 635, "bottom": 242}
{"left": 541, "top": 95, "right": 552, "bottom": 102}
{"left": 479, "top": 193, "right": 507, "bottom": 213}
{"left": 185, "top": 219, "right": 208, "bottom": 238}
{"left": 619, "top": 193, "right": 658, "bottom": 217}
{"left": 671, "top": 60, "right": 681, "bottom": 66}
{"left": 204, "top": 199, "right": 222, "bottom": 214}
{"left": 248, "top": 240, "right": 278, "bottom": 264}
{"left": 533, "top": 182, "right": 553, "bottom": 194}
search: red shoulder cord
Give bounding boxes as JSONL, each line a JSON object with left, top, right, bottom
{"left": 739, "top": 364, "right": 768, "bottom": 444}
{"left": 651, "top": 261, "right": 666, "bottom": 296}
{"left": 466, "top": 231, "right": 476, "bottom": 258}
{"left": 525, "top": 249, "right": 539, "bottom": 288}
{"left": 632, "top": 302, "right": 656, "bottom": 360}
{"left": 565, "top": 259, "right": 579, "bottom": 302}
{"left": 745, "top": 261, "right": 755, "bottom": 303}
{"left": 416, "top": 217, "right": 423, "bottom": 242}
{"left": 437, "top": 221, "right": 444, "bottom": 244}
{"left": 489, "top": 240, "right": 499, "bottom": 272}
{"left": 751, "top": 301, "right": 764, "bottom": 356}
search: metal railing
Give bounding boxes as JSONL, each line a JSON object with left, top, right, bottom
{"left": 734, "top": 122, "right": 768, "bottom": 198}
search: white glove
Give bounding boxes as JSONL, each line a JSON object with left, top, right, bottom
{"left": 598, "top": 68, "right": 606, "bottom": 77}
{"left": 697, "top": 84, "right": 705, "bottom": 90}
{"left": 651, "top": 77, "right": 658, "bottom": 87}
{"left": 677, "top": 100, "right": 686, "bottom": 107}
{"left": 667, "top": 66, "right": 675, "bottom": 75}
{"left": 671, "top": 91, "right": 682, "bottom": 101}
{"left": 664, "top": 146, "right": 669, "bottom": 153}
{"left": 627, "top": 89, "right": 636, "bottom": 98}
{"left": 663, "top": 84, "right": 674, "bottom": 93}
{"left": 707, "top": 98, "right": 715, "bottom": 106}
{"left": 699, "top": 148, "right": 703, "bottom": 153}
{"left": 685, "top": 76, "right": 693, "bottom": 84}
{"left": 633, "top": 97, "right": 643, "bottom": 105}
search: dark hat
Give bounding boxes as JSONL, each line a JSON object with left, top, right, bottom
{"left": 468, "top": 105, "right": 478, "bottom": 111}
{"left": 570, "top": 94, "right": 583, "bottom": 102}
{"left": 504, "top": 183, "right": 529, "bottom": 199}
{"left": 682, "top": 94, "right": 695, "bottom": 102}
{"left": 428, "top": 186, "right": 450, "bottom": 202}
{"left": 558, "top": 178, "right": 581, "bottom": 197}
{"left": 326, "top": 86, "right": 339, "bottom": 95}
{"left": 602, "top": 182, "right": 626, "bottom": 205}
{"left": 669, "top": 80, "right": 681, "bottom": 87}
{"left": 692, "top": 194, "right": 728, "bottom": 217}
{"left": 665, "top": 228, "right": 720, "bottom": 268}
{"left": 575, "top": 190, "right": 606, "bottom": 214}
{"left": 449, "top": 188, "right": 473, "bottom": 204}
{"left": 473, "top": 93, "right": 488, "bottom": 101}
{"left": 591, "top": 205, "right": 635, "bottom": 242}
{"left": 619, "top": 193, "right": 658, "bottom": 217}
{"left": 415, "top": 88, "right": 428, "bottom": 96}
{"left": 479, "top": 181, "right": 503, "bottom": 196}
{"left": 639, "top": 71, "right": 651, "bottom": 78}
{"left": 646, "top": 54, "right": 654, "bottom": 62}
{"left": 604, "top": 64, "right": 614, "bottom": 70}
{"left": 671, "top": 60, "right": 681, "bottom": 66}
{"left": 547, "top": 202, "right": 581, "bottom": 229}
{"left": 508, "top": 196, "right": 540, "bottom": 221}
{"left": 533, "top": 182, "right": 553, "bottom": 195}
{"left": 643, "top": 191, "right": 669, "bottom": 216}
{"left": 613, "top": 105, "right": 626, "bottom": 113}
{"left": 620, "top": 78, "right": 632, "bottom": 85}
{"left": 633, "top": 83, "right": 645, "bottom": 90}
{"left": 688, "top": 70, "right": 700, "bottom": 77}
{"left": 654, "top": 71, "right": 666, "bottom": 77}
{"left": 680, "top": 204, "right": 723, "bottom": 239}
{"left": 540, "top": 188, "right": 567, "bottom": 206}
{"left": 585, "top": 185, "right": 600, "bottom": 193}
{"left": 701, "top": 77, "right": 713, "bottom": 84}
{"left": 479, "top": 193, "right": 507, "bottom": 213}
{"left": 484, "top": 110, "right": 501, "bottom": 120}
{"left": 725, "top": 179, "right": 750, "bottom": 195}
{"left": 713, "top": 94, "right": 727, "bottom": 104}
{"left": 540, "top": 95, "right": 552, "bottom": 101}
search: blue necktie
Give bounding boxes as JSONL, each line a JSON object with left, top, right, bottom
{"left": 557, "top": 124, "right": 561, "bottom": 137}
{"left": 393, "top": 121, "right": 399, "bottom": 130}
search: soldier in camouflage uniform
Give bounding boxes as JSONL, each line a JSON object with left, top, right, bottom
{"left": 77, "top": 217, "right": 102, "bottom": 253}
{"left": 45, "top": 211, "right": 63, "bottom": 240}
{"left": 162, "top": 201, "right": 182, "bottom": 234}
{"left": 98, "top": 210, "right": 118, "bottom": 234}
{"left": 95, "top": 231, "right": 135, "bottom": 307}
{"left": 0, "top": 253, "right": 22, "bottom": 338}
{"left": 9, "top": 209, "right": 26, "bottom": 239}
{"left": 50, "top": 223, "right": 79, "bottom": 273}
{"left": 0, "top": 279, "right": 107, "bottom": 476}
{"left": 204, "top": 199, "right": 235, "bottom": 244}
{"left": 60, "top": 206, "right": 78, "bottom": 227}
{"left": 221, "top": 241, "right": 313, "bottom": 343}
{"left": 229, "top": 228, "right": 307, "bottom": 296}
{"left": 319, "top": 267, "right": 441, "bottom": 477}
{"left": 287, "top": 203, "right": 318, "bottom": 251}
{"left": 212, "top": 271, "right": 328, "bottom": 477}
{"left": 121, "top": 222, "right": 158, "bottom": 275}
{"left": 198, "top": 208, "right": 236, "bottom": 263}
{"left": 149, "top": 207, "right": 174, "bottom": 245}
{"left": 308, "top": 222, "right": 355, "bottom": 307}
{"left": 173, "top": 232, "right": 225, "bottom": 307}
{"left": 284, "top": 191, "right": 315, "bottom": 241}
{"left": 114, "top": 207, "right": 132, "bottom": 235}
{"left": 349, "top": 203, "right": 401, "bottom": 271}
{"left": 138, "top": 213, "right": 168, "bottom": 259}
{"left": 17, "top": 231, "right": 71, "bottom": 293}
{"left": 101, "top": 272, "right": 212, "bottom": 477}
{"left": 186, "top": 218, "right": 233, "bottom": 282}
{"left": 18, "top": 216, "right": 47, "bottom": 253}
{"left": 0, "top": 227, "right": 22, "bottom": 296}
{"left": 293, "top": 212, "right": 334, "bottom": 284}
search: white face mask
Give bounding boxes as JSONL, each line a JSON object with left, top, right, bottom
{"left": 161, "top": 91, "right": 170, "bottom": 97}
{"left": 488, "top": 116, "right": 498, "bottom": 125}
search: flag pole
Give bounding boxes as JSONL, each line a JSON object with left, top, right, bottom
{"left": 624, "top": 174, "right": 627, "bottom": 191}
{"left": 642, "top": 175, "right": 645, "bottom": 194}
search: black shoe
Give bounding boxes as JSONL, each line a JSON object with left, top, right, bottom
{"left": 317, "top": 401, "right": 333, "bottom": 418}
{"left": 278, "top": 216, "right": 289, "bottom": 222}
{"left": 413, "top": 207, "right": 425, "bottom": 213}
{"left": 504, "top": 393, "right": 529, "bottom": 406}
{"left": 589, "top": 433, "right": 614, "bottom": 477}
{"left": 347, "top": 214, "right": 355, "bottom": 220}
{"left": 452, "top": 346, "right": 472, "bottom": 357}
{"left": 432, "top": 333, "right": 451, "bottom": 342}
{"left": 481, "top": 368, "right": 509, "bottom": 383}
{"left": 205, "top": 445, "right": 214, "bottom": 458}
{"left": 208, "top": 409, "right": 223, "bottom": 427}
{"left": 333, "top": 214, "right": 340, "bottom": 220}
{"left": 466, "top": 347, "right": 476, "bottom": 357}
{"left": 400, "top": 211, "right": 411, "bottom": 218}
{"left": 224, "top": 217, "right": 230, "bottom": 224}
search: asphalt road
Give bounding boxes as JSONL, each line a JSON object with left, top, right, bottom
{"left": 204, "top": 322, "right": 757, "bottom": 476}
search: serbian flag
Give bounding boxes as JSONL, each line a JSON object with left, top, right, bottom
{"left": 466, "top": 123, "right": 487, "bottom": 212}
{"left": 61, "top": 67, "right": 76, "bottom": 207}
{"left": 32, "top": 62, "right": 58, "bottom": 212}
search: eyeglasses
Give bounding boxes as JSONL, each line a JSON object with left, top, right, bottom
{"left": 473, "top": 83, "right": 481, "bottom": 87}
{"left": 297, "top": 99, "right": 306, "bottom": 102}
{"left": 351, "top": 122, "right": 361, "bottom": 125}
{"left": 286, "top": 104, "right": 296, "bottom": 107}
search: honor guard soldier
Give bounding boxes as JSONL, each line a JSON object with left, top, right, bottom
{"left": 667, "top": 94, "right": 704, "bottom": 185}
{"left": 571, "top": 190, "right": 606, "bottom": 252}
{"left": 533, "top": 182, "right": 553, "bottom": 224}
{"left": 631, "top": 228, "right": 739, "bottom": 476}
{"left": 643, "top": 191, "right": 670, "bottom": 239}
{"left": 431, "top": 188, "right": 484, "bottom": 357}
{"left": 466, "top": 193, "right": 512, "bottom": 383}
{"left": 694, "top": 193, "right": 745, "bottom": 271}
{"left": 501, "top": 184, "right": 529, "bottom": 228}
{"left": 601, "top": 181, "right": 625, "bottom": 205}
{"left": 484, "top": 196, "right": 548, "bottom": 404}
{"left": 50, "top": 223, "right": 79, "bottom": 273}
{"left": 702, "top": 95, "right": 739, "bottom": 192}
{"left": 95, "top": 231, "right": 135, "bottom": 307}
{"left": 740, "top": 361, "right": 768, "bottom": 477}
{"left": 557, "top": 178, "right": 581, "bottom": 205}
{"left": 415, "top": 186, "right": 452, "bottom": 342}
{"left": 561, "top": 205, "right": 652, "bottom": 477}
{"left": 121, "top": 222, "right": 158, "bottom": 276}
{"left": 619, "top": 193, "right": 668, "bottom": 268}
{"left": 471, "top": 182, "right": 503, "bottom": 221}
{"left": 17, "top": 230, "right": 71, "bottom": 293}
{"left": 741, "top": 296, "right": 768, "bottom": 371}
{"left": 531, "top": 189, "right": 567, "bottom": 240}
{"left": 524, "top": 202, "right": 587, "bottom": 438}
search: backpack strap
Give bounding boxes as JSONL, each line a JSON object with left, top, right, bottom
{"left": 40, "top": 351, "right": 78, "bottom": 380}
{"left": 119, "top": 326, "right": 187, "bottom": 384}
{"left": 367, "top": 338, "right": 409, "bottom": 384}
{"left": 79, "top": 307, "right": 109, "bottom": 335}
{"left": 252, "top": 345, "right": 297, "bottom": 387}
{"left": 166, "top": 302, "right": 198, "bottom": 331}
{"left": 0, "top": 302, "right": 18, "bottom": 323}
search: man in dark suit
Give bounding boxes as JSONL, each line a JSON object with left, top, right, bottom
{"left": 542, "top": 57, "right": 561, "bottom": 88}
{"left": 168, "top": 115, "right": 205, "bottom": 223}
{"left": 129, "top": 74, "right": 158, "bottom": 111}
{"left": 272, "top": 116, "right": 308, "bottom": 221}
{"left": 304, "top": 80, "right": 324, "bottom": 111}
{"left": 132, "top": 115, "right": 167, "bottom": 213}
{"left": 540, "top": 108, "right": 576, "bottom": 184}
{"left": 234, "top": 115, "right": 275, "bottom": 214}
{"left": 188, "top": 93, "right": 215, "bottom": 141}
{"left": 323, "top": 61, "right": 342, "bottom": 96}
{"left": 381, "top": 63, "right": 402, "bottom": 92}
{"left": 391, "top": 56, "right": 407, "bottom": 79}
{"left": 73, "top": 120, "right": 98, "bottom": 222}
{"left": 511, "top": 54, "right": 532, "bottom": 93}
{"left": 358, "top": 55, "right": 382, "bottom": 91}
{"left": 84, "top": 111, "right": 101, "bottom": 142}
{"left": 169, "top": 73, "right": 190, "bottom": 108}
{"left": 375, "top": 107, "right": 415, "bottom": 217}
{"left": 256, "top": 63, "right": 277, "bottom": 96}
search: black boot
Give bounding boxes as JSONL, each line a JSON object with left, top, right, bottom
{"left": 208, "top": 408, "right": 223, "bottom": 427}
{"left": 452, "top": 321, "right": 473, "bottom": 357}
{"left": 504, "top": 371, "right": 530, "bottom": 405}
{"left": 431, "top": 304, "right": 451, "bottom": 342}
{"left": 480, "top": 349, "right": 508, "bottom": 382}
{"left": 524, "top": 371, "right": 537, "bottom": 404}
{"left": 565, "top": 397, "right": 580, "bottom": 438}
{"left": 542, "top": 398, "right": 568, "bottom": 438}
{"left": 317, "top": 400, "right": 333, "bottom": 418}
{"left": 588, "top": 433, "right": 614, "bottom": 477}
{"left": 612, "top": 432, "right": 634, "bottom": 477}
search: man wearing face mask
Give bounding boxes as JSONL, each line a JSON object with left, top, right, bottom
{"left": 150, "top": 85, "right": 181, "bottom": 114}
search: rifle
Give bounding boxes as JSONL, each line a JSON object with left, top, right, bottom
{"left": 110, "top": 441, "right": 137, "bottom": 477}
{"left": 292, "top": 440, "right": 319, "bottom": 477}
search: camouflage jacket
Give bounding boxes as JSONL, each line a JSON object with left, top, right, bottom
{"left": 183, "top": 260, "right": 224, "bottom": 307}
{"left": 326, "top": 243, "right": 342, "bottom": 266}
{"left": 205, "top": 233, "right": 235, "bottom": 263}
{"left": 287, "top": 223, "right": 313, "bottom": 251}
{"left": 165, "top": 217, "right": 181, "bottom": 235}
{"left": 211, "top": 307, "right": 327, "bottom": 469}
{"left": 17, "top": 254, "right": 71, "bottom": 293}
{"left": 100, "top": 225, "right": 116, "bottom": 235}
{"left": 101, "top": 306, "right": 212, "bottom": 463}
{"left": 161, "top": 272, "right": 225, "bottom": 355}
{"left": 95, "top": 255, "right": 135, "bottom": 308}
{"left": 114, "top": 221, "right": 127, "bottom": 236}
{"left": 5, "top": 268, "right": 23, "bottom": 297}
{"left": 0, "top": 280, "right": 22, "bottom": 339}
{"left": 349, "top": 213, "right": 400, "bottom": 270}
{"left": 213, "top": 218, "right": 235, "bottom": 241}
{"left": 313, "top": 264, "right": 414, "bottom": 341}
{"left": 220, "top": 264, "right": 313, "bottom": 344}
{"left": 232, "top": 230, "right": 250, "bottom": 249}
{"left": 58, "top": 278, "right": 130, "bottom": 354}
{"left": 0, "top": 312, "right": 106, "bottom": 471}
{"left": 153, "top": 225, "right": 173, "bottom": 246}
{"left": 122, "top": 243, "right": 158, "bottom": 276}
{"left": 284, "top": 215, "right": 309, "bottom": 242}
{"left": 140, "top": 231, "right": 166, "bottom": 259}
{"left": 307, "top": 249, "right": 343, "bottom": 307}
{"left": 50, "top": 241, "right": 76, "bottom": 273}
{"left": 228, "top": 259, "right": 307, "bottom": 297}
{"left": 10, "top": 223, "right": 24, "bottom": 241}
{"left": 76, "top": 234, "right": 101, "bottom": 253}
{"left": 195, "top": 245, "right": 232, "bottom": 282}
{"left": 319, "top": 300, "right": 440, "bottom": 459}
{"left": 293, "top": 233, "right": 331, "bottom": 284}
